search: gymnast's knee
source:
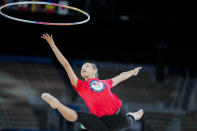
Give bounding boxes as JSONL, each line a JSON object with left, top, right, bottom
{"left": 66, "top": 111, "right": 78, "bottom": 122}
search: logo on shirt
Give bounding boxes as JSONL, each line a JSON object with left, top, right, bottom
{"left": 89, "top": 80, "right": 106, "bottom": 92}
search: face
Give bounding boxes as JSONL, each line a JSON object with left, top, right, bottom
{"left": 81, "top": 63, "right": 97, "bottom": 78}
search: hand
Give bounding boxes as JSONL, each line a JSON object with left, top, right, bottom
{"left": 132, "top": 67, "right": 142, "bottom": 76}
{"left": 41, "top": 33, "right": 54, "bottom": 45}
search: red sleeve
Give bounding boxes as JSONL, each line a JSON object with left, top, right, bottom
{"left": 74, "top": 78, "right": 85, "bottom": 91}
{"left": 106, "top": 79, "right": 113, "bottom": 88}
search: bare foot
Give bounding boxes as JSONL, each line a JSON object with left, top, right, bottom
{"left": 126, "top": 109, "right": 144, "bottom": 121}
{"left": 41, "top": 93, "right": 60, "bottom": 109}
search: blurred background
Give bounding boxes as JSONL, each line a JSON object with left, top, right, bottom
{"left": 0, "top": 0, "right": 196, "bottom": 131}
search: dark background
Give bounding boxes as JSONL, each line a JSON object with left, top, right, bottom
{"left": 0, "top": 1, "right": 196, "bottom": 131}
{"left": 0, "top": 0, "right": 194, "bottom": 75}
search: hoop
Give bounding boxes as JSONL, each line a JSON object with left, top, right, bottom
{"left": 0, "top": 1, "right": 90, "bottom": 25}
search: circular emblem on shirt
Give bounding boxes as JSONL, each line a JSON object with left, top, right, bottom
{"left": 89, "top": 80, "right": 106, "bottom": 92}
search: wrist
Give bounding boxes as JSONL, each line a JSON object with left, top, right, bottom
{"left": 49, "top": 42, "right": 55, "bottom": 46}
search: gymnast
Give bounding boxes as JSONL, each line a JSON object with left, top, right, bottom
{"left": 41, "top": 33, "right": 144, "bottom": 131}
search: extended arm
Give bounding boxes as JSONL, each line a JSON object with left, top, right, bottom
{"left": 112, "top": 67, "right": 142, "bottom": 87}
{"left": 41, "top": 33, "right": 78, "bottom": 87}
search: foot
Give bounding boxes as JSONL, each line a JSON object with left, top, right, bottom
{"left": 41, "top": 93, "right": 60, "bottom": 109}
{"left": 126, "top": 109, "right": 144, "bottom": 121}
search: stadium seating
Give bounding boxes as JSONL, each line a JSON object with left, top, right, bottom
{"left": 0, "top": 61, "right": 68, "bottom": 129}
{"left": 181, "top": 110, "right": 197, "bottom": 131}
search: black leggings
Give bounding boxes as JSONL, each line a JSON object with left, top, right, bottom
{"left": 76, "top": 109, "right": 135, "bottom": 131}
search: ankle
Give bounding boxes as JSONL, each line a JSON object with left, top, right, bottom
{"left": 127, "top": 114, "right": 136, "bottom": 122}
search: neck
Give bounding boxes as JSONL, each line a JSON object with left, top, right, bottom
{"left": 84, "top": 75, "right": 96, "bottom": 81}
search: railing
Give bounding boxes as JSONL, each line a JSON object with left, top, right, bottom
{"left": 166, "top": 115, "right": 181, "bottom": 131}
{"left": 0, "top": 97, "right": 10, "bottom": 129}
{"left": 17, "top": 63, "right": 34, "bottom": 97}
{"left": 174, "top": 69, "right": 190, "bottom": 109}
{"left": 170, "top": 76, "right": 183, "bottom": 108}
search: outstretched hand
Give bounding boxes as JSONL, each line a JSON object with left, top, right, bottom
{"left": 41, "top": 33, "right": 54, "bottom": 45}
{"left": 112, "top": 67, "right": 142, "bottom": 86}
{"left": 132, "top": 67, "right": 142, "bottom": 76}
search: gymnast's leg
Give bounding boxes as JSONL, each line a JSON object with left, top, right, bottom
{"left": 41, "top": 93, "right": 109, "bottom": 131}
{"left": 41, "top": 93, "right": 78, "bottom": 122}
{"left": 126, "top": 109, "right": 144, "bottom": 121}
{"left": 100, "top": 108, "right": 143, "bottom": 131}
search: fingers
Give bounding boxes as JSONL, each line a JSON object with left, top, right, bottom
{"left": 137, "top": 67, "right": 142, "bottom": 70}
{"left": 46, "top": 33, "right": 50, "bottom": 37}
{"left": 41, "top": 34, "right": 46, "bottom": 39}
{"left": 132, "top": 67, "right": 142, "bottom": 76}
{"left": 134, "top": 67, "right": 142, "bottom": 70}
{"left": 41, "top": 33, "right": 53, "bottom": 39}
{"left": 41, "top": 34, "right": 47, "bottom": 39}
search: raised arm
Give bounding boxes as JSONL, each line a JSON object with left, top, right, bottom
{"left": 112, "top": 67, "right": 142, "bottom": 87}
{"left": 41, "top": 33, "right": 78, "bottom": 87}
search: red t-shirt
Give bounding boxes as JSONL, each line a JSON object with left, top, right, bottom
{"left": 74, "top": 78, "right": 122, "bottom": 117}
